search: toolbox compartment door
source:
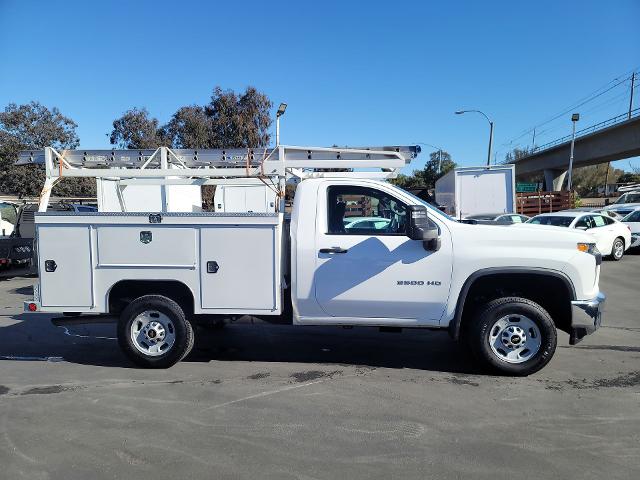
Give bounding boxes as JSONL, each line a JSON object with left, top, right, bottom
{"left": 96, "top": 226, "right": 196, "bottom": 268}
{"left": 200, "top": 226, "right": 277, "bottom": 310}
{"left": 38, "top": 226, "right": 93, "bottom": 307}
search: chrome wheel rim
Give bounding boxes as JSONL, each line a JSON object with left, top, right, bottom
{"left": 130, "top": 310, "right": 176, "bottom": 356}
{"left": 489, "top": 314, "right": 542, "bottom": 364}
{"left": 613, "top": 240, "right": 624, "bottom": 259}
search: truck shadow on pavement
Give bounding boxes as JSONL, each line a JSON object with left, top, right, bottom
{"left": 0, "top": 314, "right": 480, "bottom": 374}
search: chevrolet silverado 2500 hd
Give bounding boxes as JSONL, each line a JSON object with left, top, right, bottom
{"left": 19, "top": 145, "right": 604, "bottom": 375}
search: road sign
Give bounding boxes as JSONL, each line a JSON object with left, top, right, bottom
{"left": 516, "top": 182, "right": 540, "bottom": 193}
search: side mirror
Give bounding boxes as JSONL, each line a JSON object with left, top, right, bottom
{"left": 407, "top": 205, "right": 440, "bottom": 251}
{"left": 576, "top": 226, "right": 588, "bottom": 231}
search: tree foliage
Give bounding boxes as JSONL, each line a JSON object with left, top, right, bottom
{"left": 110, "top": 107, "right": 164, "bottom": 149}
{"left": 110, "top": 86, "right": 273, "bottom": 150}
{"left": 503, "top": 147, "right": 533, "bottom": 164}
{"left": 391, "top": 150, "right": 456, "bottom": 189}
{"left": 571, "top": 164, "right": 624, "bottom": 196}
{"left": 0, "top": 101, "right": 94, "bottom": 197}
{"left": 617, "top": 171, "right": 640, "bottom": 184}
{"left": 108, "top": 86, "right": 273, "bottom": 208}
{"left": 160, "top": 105, "right": 212, "bottom": 149}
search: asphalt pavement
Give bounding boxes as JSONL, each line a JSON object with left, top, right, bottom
{"left": 0, "top": 255, "right": 638, "bottom": 479}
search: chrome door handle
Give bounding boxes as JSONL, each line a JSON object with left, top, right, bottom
{"left": 319, "top": 247, "right": 348, "bottom": 254}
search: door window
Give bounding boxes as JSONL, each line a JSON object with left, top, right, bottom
{"left": 327, "top": 186, "right": 408, "bottom": 235}
{"left": 592, "top": 215, "right": 606, "bottom": 227}
{"left": 574, "top": 216, "right": 593, "bottom": 229}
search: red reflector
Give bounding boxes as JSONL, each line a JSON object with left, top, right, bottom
{"left": 28, "top": 303, "right": 37, "bottom": 312}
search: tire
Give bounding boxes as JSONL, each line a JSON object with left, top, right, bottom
{"left": 610, "top": 237, "right": 625, "bottom": 261}
{"left": 468, "top": 297, "right": 557, "bottom": 376}
{"left": 117, "top": 295, "right": 194, "bottom": 368}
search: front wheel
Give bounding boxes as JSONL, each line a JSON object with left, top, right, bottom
{"left": 117, "top": 295, "right": 194, "bottom": 368}
{"left": 469, "top": 297, "right": 557, "bottom": 376}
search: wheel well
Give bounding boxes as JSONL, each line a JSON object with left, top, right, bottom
{"left": 108, "top": 280, "right": 195, "bottom": 317}
{"left": 455, "top": 272, "right": 573, "bottom": 339}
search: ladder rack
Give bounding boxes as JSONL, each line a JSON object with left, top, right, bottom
{"left": 17, "top": 144, "right": 420, "bottom": 211}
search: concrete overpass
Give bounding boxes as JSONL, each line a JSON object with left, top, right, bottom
{"left": 513, "top": 109, "right": 640, "bottom": 190}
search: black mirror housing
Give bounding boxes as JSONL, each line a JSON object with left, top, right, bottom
{"left": 407, "top": 205, "right": 440, "bottom": 250}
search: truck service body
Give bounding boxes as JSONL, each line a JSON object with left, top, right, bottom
{"left": 19, "top": 145, "right": 604, "bottom": 375}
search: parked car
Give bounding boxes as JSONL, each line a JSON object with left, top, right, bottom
{"left": 622, "top": 208, "right": 640, "bottom": 248}
{"left": 603, "top": 191, "right": 640, "bottom": 217}
{"left": 464, "top": 213, "right": 530, "bottom": 224}
{"left": 343, "top": 216, "right": 391, "bottom": 232}
{"left": 564, "top": 207, "right": 624, "bottom": 220}
{"left": 527, "top": 211, "right": 631, "bottom": 260}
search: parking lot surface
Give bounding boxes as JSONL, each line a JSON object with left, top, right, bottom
{"left": 0, "top": 256, "right": 639, "bottom": 480}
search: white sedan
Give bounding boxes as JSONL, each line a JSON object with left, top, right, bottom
{"left": 527, "top": 211, "right": 632, "bottom": 261}
{"left": 622, "top": 208, "right": 640, "bottom": 248}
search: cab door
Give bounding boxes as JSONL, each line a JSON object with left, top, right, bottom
{"left": 312, "top": 184, "right": 452, "bottom": 324}
{"left": 584, "top": 215, "right": 611, "bottom": 253}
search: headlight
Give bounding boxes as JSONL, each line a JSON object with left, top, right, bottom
{"left": 577, "top": 242, "right": 599, "bottom": 255}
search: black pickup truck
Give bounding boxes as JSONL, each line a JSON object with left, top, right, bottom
{"left": 0, "top": 202, "right": 37, "bottom": 274}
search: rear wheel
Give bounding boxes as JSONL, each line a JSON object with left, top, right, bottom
{"left": 117, "top": 295, "right": 194, "bottom": 368}
{"left": 611, "top": 237, "right": 625, "bottom": 261}
{"left": 469, "top": 297, "right": 557, "bottom": 376}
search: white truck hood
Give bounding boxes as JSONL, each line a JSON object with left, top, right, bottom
{"left": 452, "top": 221, "right": 592, "bottom": 248}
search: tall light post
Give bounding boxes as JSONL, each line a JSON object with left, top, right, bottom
{"left": 275, "top": 103, "right": 287, "bottom": 146}
{"left": 414, "top": 142, "right": 444, "bottom": 173}
{"left": 567, "top": 113, "right": 580, "bottom": 191}
{"left": 455, "top": 110, "right": 494, "bottom": 166}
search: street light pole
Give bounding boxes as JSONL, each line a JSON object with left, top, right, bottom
{"left": 275, "top": 103, "right": 287, "bottom": 146}
{"left": 487, "top": 120, "right": 494, "bottom": 166}
{"left": 629, "top": 72, "right": 636, "bottom": 120}
{"left": 567, "top": 113, "right": 580, "bottom": 191}
{"left": 454, "top": 110, "right": 494, "bottom": 166}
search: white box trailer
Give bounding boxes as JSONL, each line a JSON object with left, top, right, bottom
{"left": 435, "top": 165, "right": 516, "bottom": 219}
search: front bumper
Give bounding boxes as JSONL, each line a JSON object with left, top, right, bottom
{"left": 569, "top": 292, "right": 605, "bottom": 345}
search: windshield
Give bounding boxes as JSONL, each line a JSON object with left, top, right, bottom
{"left": 527, "top": 216, "right": 574, "bottom": 227}
{"left": 614, "top": 192, "right": 640, "bottom": 204}
{"left": 623, "top": 210, "right": 640, "bottom": 222}
{"left": 395, "top": 186, "right": 455, "bottom": 221}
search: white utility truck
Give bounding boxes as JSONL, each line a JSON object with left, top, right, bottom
{"left": 435, "top": 165, "right": 516, "bottom": 219}
{"left": 19, "top": 145, "right": 604, "bottom": 375}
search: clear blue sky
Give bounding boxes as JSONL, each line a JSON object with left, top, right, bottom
{"left": 1, "top": 0, "right": 638, "bottom": 173}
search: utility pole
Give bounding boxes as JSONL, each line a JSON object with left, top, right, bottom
{"left": 531, "top": 128, "right": 536, "bottom": 150}
{"left": 567, "top": 113, "right": 580, "bottom": 191}
{"left": 629, "top": 72, "right": 636, "bottom": 119}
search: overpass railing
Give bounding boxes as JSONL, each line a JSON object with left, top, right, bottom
{"left": 531, "top": 107, "right": 640, "bottom": 154}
